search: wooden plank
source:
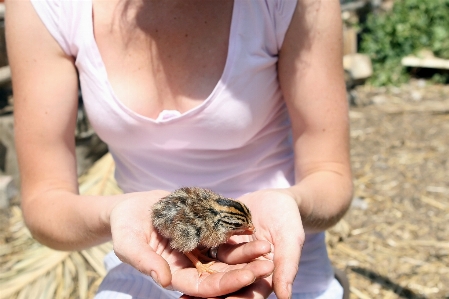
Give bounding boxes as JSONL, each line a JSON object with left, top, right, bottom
{"left": 402, "top": 56, "right": 449, "bottom": 70}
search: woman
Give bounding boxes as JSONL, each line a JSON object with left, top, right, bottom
{"left": 6, "top": 0, "right": 352, "bottom": 298}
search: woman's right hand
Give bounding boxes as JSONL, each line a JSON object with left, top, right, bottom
{"left": 108, "top": 190, "right": 274, "bottom": 298}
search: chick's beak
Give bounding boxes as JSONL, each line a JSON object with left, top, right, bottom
{"left": 234, "top": 223, "right": 256, "bottom": 235}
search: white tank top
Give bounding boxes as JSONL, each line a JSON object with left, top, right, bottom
{"left": 31, "top": 0, "right": 334, "bottom": 293}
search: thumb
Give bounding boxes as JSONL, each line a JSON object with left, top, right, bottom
{"left": 272, "top": 233, "right": 303, "bottom": 299}
{"left": 136, "top": 247, "right": 172, "bottom": 288}
{"left": 113, "top": 236, "right": 172, "bottom": 287}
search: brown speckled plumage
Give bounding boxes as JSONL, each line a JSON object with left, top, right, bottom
{"left": 152, "top": 187, "right": 254, "bottom": 253}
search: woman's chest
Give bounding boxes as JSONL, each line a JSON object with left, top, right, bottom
{"left": 80, "top": 0, "right": 285, "bottom": 151}
{"left": 92, "top": 0, "right": 234, "bottom": 119}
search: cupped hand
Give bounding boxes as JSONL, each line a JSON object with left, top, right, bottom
{"left": 188, "top": 189, "right": 304, "bottom": 299}
{"left": 108, "top": 190, "right": 275, "bottom": 298}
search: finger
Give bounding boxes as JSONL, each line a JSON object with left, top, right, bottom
{"left": 172, "top": 260, "right": 274, "bottom": 297}
{"left": 180, "top": 281, "right": 272, "bottom": 299}
{"left": 272, "top": 232, "right": 303, "bottom": 299}
{"left": 225, "top": 278, "right": 273, "bottom": 299}
{"left": 176, "top": 268, "right": 255, "bottom": 297}
{"left": 179, "top": 295, "right": 223, "bottom": 299}
{"left": 179, "top": 296, "right": 224, "bottom": 299}
{"left": 113, "top": 233, "right": 172, "bottom": 287}
{"left": 218, "top": 240, "right": 272, "bottom": 264}
{"left": 237, "top": 259, "right": 274, "bottom": 280}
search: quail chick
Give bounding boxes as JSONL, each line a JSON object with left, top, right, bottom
{"left": 151, "top": 187, "right": 255, "bottom": 274}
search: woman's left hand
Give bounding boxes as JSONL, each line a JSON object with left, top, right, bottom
{"left": 181, "top": 189, "right": 304, "bottom": 299}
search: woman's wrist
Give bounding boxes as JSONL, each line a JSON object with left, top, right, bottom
{"left": 99, "top": 194, "right": 128, "bottom": 234}
{"left": 281, "top": 186, "right": 310, "bottom": 220}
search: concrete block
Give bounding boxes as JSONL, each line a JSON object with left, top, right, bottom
{"left": 343, "top": 53, "right": 373, "bottom": 80}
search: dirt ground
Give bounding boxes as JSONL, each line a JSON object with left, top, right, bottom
{"left": 327, "top": 80, "right": 449, "bottom": 299}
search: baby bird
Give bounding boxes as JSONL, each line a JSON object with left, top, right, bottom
{"left": 151, "top": 187, "right": 255, "bottom": 274}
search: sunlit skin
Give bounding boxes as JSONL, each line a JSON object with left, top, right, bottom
{"left": 6, "top": 0, "right": 352, "bottom": 297}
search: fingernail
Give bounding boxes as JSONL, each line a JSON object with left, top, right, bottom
{"left": 150, "top": 271, "right": 160, "bottom": 286}
{"left": 287, "top": 283, "right": 292, "bottom": 298}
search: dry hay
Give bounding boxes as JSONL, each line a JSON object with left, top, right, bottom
{"left": 327, "top": 81, "right": 449, "bottom": 299}
{"left": 0, "top": 154, "right": 120, "bottom": 299}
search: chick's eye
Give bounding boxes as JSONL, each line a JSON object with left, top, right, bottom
{"left": 230, "top": 222, "right": 242, "bottom": 229}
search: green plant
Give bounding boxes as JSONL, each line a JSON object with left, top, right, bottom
{"left": 360, "top": 0, "right": 449, "bottom": 86}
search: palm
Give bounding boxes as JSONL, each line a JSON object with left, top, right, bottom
{"left": 109, "top": 191, "right": 274, "bottom": 298}
{"left": 149, "top": 228, "right": 272, "bottom": 296}
{"left": 227, "top": 190, "right": 304, "bottom": 299}
{"left": 180, "top": 190, "right": 303, "bottom": 299}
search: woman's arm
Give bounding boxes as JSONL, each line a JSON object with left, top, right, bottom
{"left": 186, "top": 3, "right": 352, "bottom": 298}
{"left": 278, "top": 0, "right": 353, "bottom": 232}
{"left": 6, "top": 0, "right": 124, "bottom": 250}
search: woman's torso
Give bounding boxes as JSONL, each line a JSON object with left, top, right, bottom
{"left": 30, "top": 0, "right": 335, "bottom": 294}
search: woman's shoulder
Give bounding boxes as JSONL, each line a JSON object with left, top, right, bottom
{"left": 238, "top": 0, "right": 297, "bottom": 51}
{"left": 28, "top": 0, "right": 91, "bottom": 57}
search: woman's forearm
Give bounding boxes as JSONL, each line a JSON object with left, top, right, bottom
{"left": 21, "top": 190, "right": 126, "bottom": 251}
{"left": 287, "top": 169, "right": 353, "bottom": 233}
